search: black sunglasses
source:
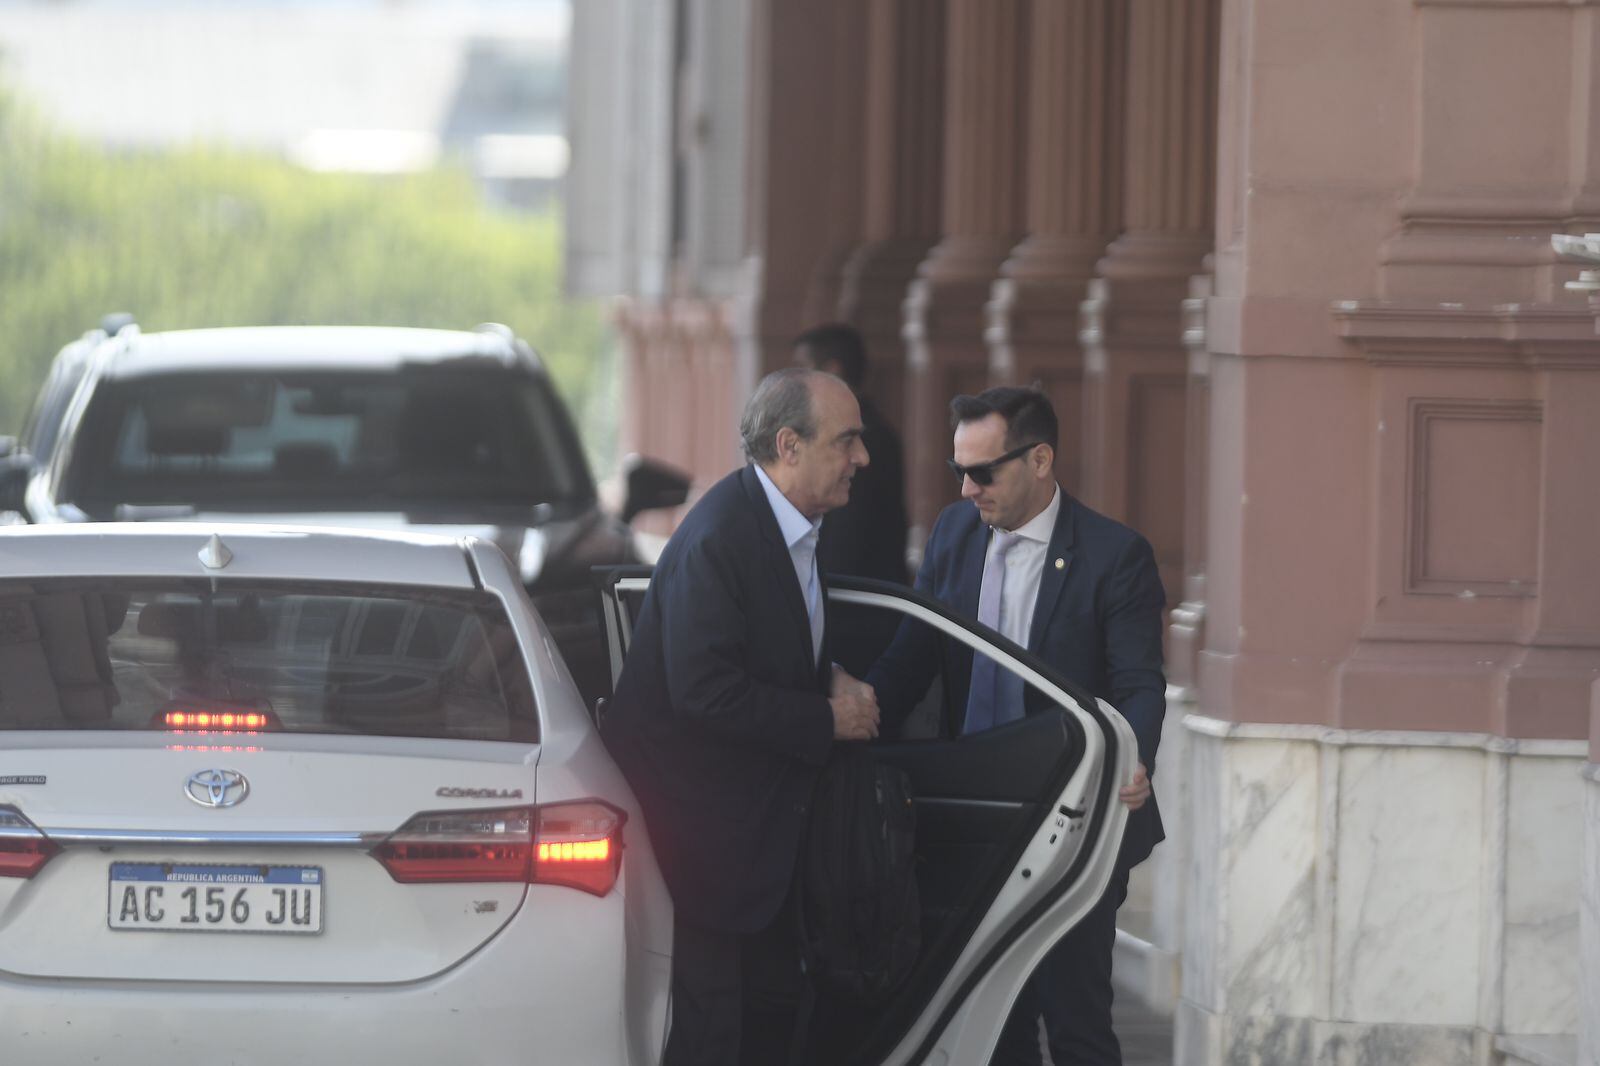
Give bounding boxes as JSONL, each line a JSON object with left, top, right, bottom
{"left": 946, "top": 442, "right": 1043, "bottom": 487}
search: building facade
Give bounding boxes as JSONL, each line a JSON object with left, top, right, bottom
{"left": 567, "top": 2, "right": 1600, "bottom": 1062}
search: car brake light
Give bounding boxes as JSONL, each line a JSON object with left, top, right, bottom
{"left": 532, "top": 802, "right": 625, "bottom": 896}
{"left": 0, "top": 807, "right": 59, "bottom": 879}
{"left": 154, "top": 706, "right": 280, "bottom": 733}
{"left": 371, "top": 801, "right": 625, "bottom": 897}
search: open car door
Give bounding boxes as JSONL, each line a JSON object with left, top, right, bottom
{"left": 594, "top": 567, "right": 1137, "bottom": 1066}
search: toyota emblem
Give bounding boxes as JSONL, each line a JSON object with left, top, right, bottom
{"left": 185, "top": 769, "right": 250, "bottom": 809}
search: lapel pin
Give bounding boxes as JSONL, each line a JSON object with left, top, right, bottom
{"left": 1054, "top": 558, "right": 1065, "bottom": 570}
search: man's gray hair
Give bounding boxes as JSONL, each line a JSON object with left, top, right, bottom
{"left": 740, "top": 368, "right": 819, "bottom": 464}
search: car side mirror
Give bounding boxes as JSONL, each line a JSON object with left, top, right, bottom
{"left": 620, "top": 454, "right": 690, "bottom": 523}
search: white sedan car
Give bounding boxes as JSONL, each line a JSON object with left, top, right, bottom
{"left": 0, "top": 524, "right": 1134, "bottom": 1065}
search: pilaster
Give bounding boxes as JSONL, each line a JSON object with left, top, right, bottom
{"left": 835, "top": 0, "right": 947, "bottom": 436}
{"left": 1079, "top": 0, "right": 1219, "bottom": 600}
{"left": 1331, "top": 302, "right": 1600, "bottom": 739}
{"left": 904, "top": 0, "right": 1028, "bottom": 542}
{"left": 616, "top": 297, "right": 739, "bottom": 532}
{"left": 796, "top": 0, "right": 869, "bottom": 327}
{"left": 1167, "top": 269, "right": 1213, "bottom": 695}
{"left": 986, "top": 0, "right": 1125, "bottom": 499}
{"left": 1379, "top": 1, "right": 1600, "bottom": 304}
{"left": 739, "top": 0, "right": 869, "bottom": 381}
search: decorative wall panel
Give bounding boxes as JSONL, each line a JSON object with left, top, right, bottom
{"left": 1405, "top": 399, "right": 1541, "bottom": 597}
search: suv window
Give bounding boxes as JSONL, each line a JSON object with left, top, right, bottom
{"left": 0, "top": 579, "right": 538, "bottom": 743}
{"left": 64, "top": 367, "right": 592, "bottom": 511}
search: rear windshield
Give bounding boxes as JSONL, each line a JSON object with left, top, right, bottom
{"left": 0, "top": 580, "right": 538, "bottom": 743}
{"left": 65, "top": 367, "right": 592, "bottom": 510}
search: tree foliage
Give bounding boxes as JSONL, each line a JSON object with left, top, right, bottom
{"left": 0, "top": 90, "right": 615, "bottom": 465}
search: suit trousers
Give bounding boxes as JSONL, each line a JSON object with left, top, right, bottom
{"left": 665, "top": 899, "right": 807, "bottom": 1066}
{"left": 990, "top": 866, "right": 1131, "bottom": 1066}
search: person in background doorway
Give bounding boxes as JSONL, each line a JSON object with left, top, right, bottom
{"left": 794, "top": 323, "right": 908, "bottom": 586}
{"left": 795, "top": 323, "right": 909, "bottom": 676}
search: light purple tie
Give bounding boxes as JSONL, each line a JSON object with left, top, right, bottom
{"left": 964, "top": 530, "right": 1022, "bottom": 734}
{"left": 797, "top": 527, "right": 824, "bottom": 665}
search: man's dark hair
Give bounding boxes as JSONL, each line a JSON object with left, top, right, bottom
{"left": 741, "top": 368, "right": 819, "bottom": 464}
{"left": 949, "top": 386, "right": 1058, "bottom": 451}
{"left": 793, "top": 323, "right": 868, "bottom": 390}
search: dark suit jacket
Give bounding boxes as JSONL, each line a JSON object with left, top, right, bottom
{"left": 600, "top": 465, "right": 835, "bottom": 933}
{"left": 867, "top": 491, "right": 1168, "bottom": 868}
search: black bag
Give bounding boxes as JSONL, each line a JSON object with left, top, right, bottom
{"left": 797, "top": 743, "right": 920, "bottom": 1005}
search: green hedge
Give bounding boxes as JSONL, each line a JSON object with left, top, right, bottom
{"left": 0, "top": 91, "right": 614, "bottom": 467}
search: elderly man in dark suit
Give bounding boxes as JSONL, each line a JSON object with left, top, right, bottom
{"left": 600, "top": 368, "right": 882, "bottom": 1066}
{"left": 866, "top": 386, "right": 1166, "bottom": 1066}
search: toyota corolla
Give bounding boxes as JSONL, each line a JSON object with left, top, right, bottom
{"left": 0, "top": 524, "right": 672, "bottom": 1065}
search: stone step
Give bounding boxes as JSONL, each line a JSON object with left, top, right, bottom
{"left": 1494, "top": 1034, "right": 1577, "bottom": 1066}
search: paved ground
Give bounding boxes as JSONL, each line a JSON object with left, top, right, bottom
{"left": 1114, "top": 996, "right": 1176, "bottom": 1066}
{"left": 1030, "top": 997, "right": 1175, "bottom": 1065}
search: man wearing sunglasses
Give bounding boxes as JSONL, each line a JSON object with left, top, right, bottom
{"left": 865, "top": 386, "right": 1167, "bottom": 1066}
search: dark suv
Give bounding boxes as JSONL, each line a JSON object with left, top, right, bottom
{"left": 0, "top": 318, "right": 689, "bottom": 707}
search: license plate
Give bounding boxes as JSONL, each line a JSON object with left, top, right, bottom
{"left": 108, "top": 863, "right": 324, "bottom": 934}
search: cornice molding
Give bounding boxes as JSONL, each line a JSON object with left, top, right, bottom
{"left": 1414, "top": 0, "right": 1600, "bottom": 8}
{"left": 1183, "top": 713, "right": 1589, "bottom": 757}
{"left": 1398, "top": 195, "right": 1594, "bottom": 227}
{"left": 1332, "top": 301, "right": 1600, "bottom": 369}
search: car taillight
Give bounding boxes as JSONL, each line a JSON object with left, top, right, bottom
{"left": 371, "top": 801, "right": 625, "bottom": 897}
{"left": 0, "top": 807, "right": 59, "bottom": 879}
{"left": 374, "top": 808, "right": 533, "bottom": 884}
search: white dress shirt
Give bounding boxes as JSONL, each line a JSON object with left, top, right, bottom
{"left": 753, "top": 463, "right": 825, "bottom": 664}
{"left": 983, "top": 484, "right": 1062, "bottom": 649}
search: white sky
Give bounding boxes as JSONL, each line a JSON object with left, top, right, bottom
{"left": 0, "top": 1, "right": 567, "bottom": 152}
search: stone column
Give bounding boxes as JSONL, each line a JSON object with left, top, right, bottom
{"left": 797, "top": 0, "right": 870, "bottom": 329}
{"left": 738, "top": 0, "right": 871, "bottom": 384}
{"left": 834, "top": 0, "right": 947, "bottom": 437}
{"left": 616, "top": 296, "right": 741, "bottom": 532}
{"left": 987, "top": 0, "right": 1125, "bottom": 499}
{"left": 904, "top": 0, "right": 1029, "bottom": 544}
{"left": 1080, "top": 0, "right": 1219, "bottom": 600}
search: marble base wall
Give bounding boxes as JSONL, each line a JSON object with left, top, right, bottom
{"left": 1115, "top": 686, "right": 1194, "bottom": 1012}
{"left": 1178, "top": 715, "right": 1588, "bottom": 1066}
{"left": 1175, "top": 1002, "right": 1488, "bottom": 1066}
{"left": 1582, "top": 765, "right": 1600, "bottom": 1066}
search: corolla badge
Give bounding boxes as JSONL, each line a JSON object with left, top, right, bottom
{"left": 436, "top": 786, "right": 524, "bottom": 800}
{"left": 185, "top": 769, "right": 250, "bottom": 809}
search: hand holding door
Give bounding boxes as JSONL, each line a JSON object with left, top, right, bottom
{"left": 1119, "top": 762, "right": 1151, "bottom": 810}
{"left": 830, "top": 683, "right": 880, "bottom": 741}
